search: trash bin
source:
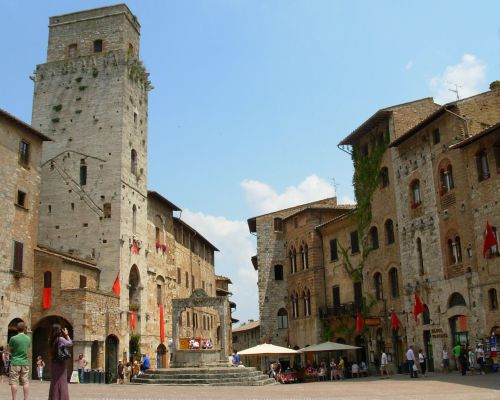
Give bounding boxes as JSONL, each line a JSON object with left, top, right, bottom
{"left": 98, "top": 371, "right": 105, "bottom": 383}
{"left": 83, "top": 371, "right": 90, "bottom": 384}
{"left": 89, "top": 370, "right": 96, "bottom": 383}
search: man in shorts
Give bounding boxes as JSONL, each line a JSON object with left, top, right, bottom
{"left": 380, "top": 351, "right": 389, "bottom": 378}
{"left": 8, "top": 321, "right": 31, "bottom": 400}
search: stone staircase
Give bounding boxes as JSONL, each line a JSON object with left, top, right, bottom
{"left": 133, "top": 367, "right": 276, "bottom": 386}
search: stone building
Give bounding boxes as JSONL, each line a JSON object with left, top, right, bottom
{"left": 232, "top": 320, "right": 260, "bottom": 353}
{"left": 16, "top": 4, "right": 231, "bottom": 381}
{"left": 388, "top": 84, "right": 500, "bottom": 371}
{"left": 248, "top": 197, "right": 349, "bottom": 347}
{"left": 0, "top": 109, "right": 50, "bottom": 345}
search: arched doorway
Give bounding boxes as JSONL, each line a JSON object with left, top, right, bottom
{"left": 392, "top": 329, "right": 403, "bottom": 373}
{"left": 157, "top": 343, "right": 167, "bottom": 368}
{"left": 105, "top": 335, "right": 119, "bottom": 384}
{"left": 355, "top": 335, "right": 367, "bottom": 363}
{"left": 32, "top": 316, "right": 73, "bottom": 380}
{"left": 7, "top": 318, "right": 24, "bottom": 343}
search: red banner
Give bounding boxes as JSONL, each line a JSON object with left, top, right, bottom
{"left": 355, "top": 313, "right": 363, "bottom": 334}
{"left": 458, "top": 316, "right": 467, "bottom": 331}
{"left": 112, "top": 274, "right": 120, "bottom": 296}
{"left": 413, "top": 292, "right": 425, "bottom": 321}
{"left": 42, "top": 287, "right": 51, "bottom": 309}
{"left": 130, "top": 311, "right": 136, "bottom": 330}
{"left": 159, "top": 304, "right": 165, "bottom": 343}
{"left": 391, "top": 311, "right": 401, "bottom": 331}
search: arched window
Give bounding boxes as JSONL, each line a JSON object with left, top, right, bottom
{"left": 416, "top": 238, "right": 424, "bottom": 275}
{"left": 389, "top": 268, "right": 399, "bottom": 298}
{"left": 132, "top": 205, "right": 137, "bottom": 234}
{"left": 476, "top": 149, "right": 490, "bottom": 182}
{"left": 131, "top": 149, "right": 138, "bottom": 176}
{"left": 385, "top": 219, "right": 395, "bottom": 245}
{"left": 410, "top": 179, "right": 421, "bottom": 208}
{"left": 156, "top": 276, "right": 164, "bottom": 305}
{"left": 274, "top": 265, "right": 283, "bottom": 281}
{"left": 290, "top": 248, "right": 297, "bottom": 274}
{"left": 489, "top": 288, "right": 498, "bottom": 310}
{"left": 369, "top": 226, "right": 379, "bottom": 250}
{"left": 379, "top": 167, "right": 389, "bottom": 188}
{"left": 302, "top": 244, "right": 309, "bottom": 270}
{"left": 374, "top": 272, "right": 383, "bottom": 300}
{"left": 277, "top": 308, "right": 288, "bottom": 329}
{"left": 303, "top": 289, "right": 311, "bottom": 317}
{"left": 439, "top": 161, "right": 454, "bottom": 194}
{"left": 447, "top": 234, "right": 462, "bottom": 265}
{"left": 448, "top": 292, "right": 466, "bottom": 308}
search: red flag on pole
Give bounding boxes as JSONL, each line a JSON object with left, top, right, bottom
{"left": 391, "top": 310, "right": 401, "bottom": 331}
{"left": 130, "top": 311, "right": 136, "bottom": 330}
{"left": 159, "top": 304, "right": 165, "bottom": 343}
{"left": 413, "top": 292, "right": 425, "bottom": 321}
{"left": 355, "top": 312, "right": 363, "bottom": 334}
{"left": 42, "top": 287, "right": 52, "bottom": 309}
{"left": 483, "top": 222, "right": 498, "bottom": 258}
{"left": 112, "top": 274, "right": 120, "bottom": 296}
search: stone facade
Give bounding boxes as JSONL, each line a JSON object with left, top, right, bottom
{"left": 232, "top": 320, "right": 260, "bottom": 353}
{"left": 0, "top": 109, "right": 49, "bottom": 345}
{"left": 0, "top": 4, "right": 232, "bottom": 382}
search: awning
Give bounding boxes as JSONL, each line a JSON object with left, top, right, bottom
{"left": 299, "top": 341, "right": 361, "bottom": 353}
{"left": 238, "top": 343, "right": 299, "bottom": 356}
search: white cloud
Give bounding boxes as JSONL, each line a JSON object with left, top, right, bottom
{"left": 429, "top": 54, "right": 487, "bottom": 104}
{"left": 181, "top": 209, "right": 258, "bottom": 323}
{"left": 405, "top": 61, "right": 413, "bottom": 70}
{"left": 241, "top": 174, "right": 336, "bottom": 215}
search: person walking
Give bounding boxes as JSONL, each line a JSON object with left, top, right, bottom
{"left": 467, "top": 346, "right": 475, "bottom": 375}
{"left": 442, "top": 345, "right": 449, "bottom": 373}
{"left": 117, "top": 360, "right": 124, "bottom": 384}
{"left": 418, "top": 349, "right": 426, "bottom": 377}
{"left": 406, "top": 345, "right": 418, "bottom": 378}
{"left": 36, "top": 356, "right": 45, "bottom": 382}
{"left": 48, "top": 324, "right": 73, "bottom": 400}
{"left": 8, "top": 321, "right": 31, "bottom": 400}
{"left": 76, "top": 354, "right": 87, "bottom": 384}
{"left": 0, "top": 346, "right": 7, "bottom": 384}
{"left": 459, "top": 345, "right": 468, "bottom": 376}
{"left": 452, "top": 343, "right": 462, "bottom": 372}
{"left": 475, "top": 345, "right": 485, "bottom": 375}
{"left": 380, "top": 351, "right": 389, "bottom": 378}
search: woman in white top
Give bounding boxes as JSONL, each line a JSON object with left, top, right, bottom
{"left": 442, "top": 345, "right": 449, "bottom": 374}
{"left": 418, "top": 349, "right": 426, "bottom": 376}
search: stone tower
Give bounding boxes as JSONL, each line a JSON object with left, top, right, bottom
{"left": 32, "top": 4, "right": 151, "bottom": 332}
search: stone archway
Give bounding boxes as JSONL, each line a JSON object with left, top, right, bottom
{"left": 32, "top": 315, "right": 73, "bottom": 380}
{"left": 157, "top": 343, "right": 167, "bottom": 368}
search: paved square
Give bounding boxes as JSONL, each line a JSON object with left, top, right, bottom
{"left": 1, "top": 373, "right": 499, "bottom": 400}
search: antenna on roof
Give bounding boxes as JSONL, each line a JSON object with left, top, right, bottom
{"left": 331, "top": 178, "right": 339, "bottom": 195}
{"left": 447, "top": 83, "right": 461, "bottom": 101}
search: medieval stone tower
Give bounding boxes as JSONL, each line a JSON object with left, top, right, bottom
{"left": 32, "top": 4, "right": 150, "bottom": 340}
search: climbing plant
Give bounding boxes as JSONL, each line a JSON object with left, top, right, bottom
{"left": 129, "top": 333, "right": 141, "bottom": 359}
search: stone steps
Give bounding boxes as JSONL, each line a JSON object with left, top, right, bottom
{"left": 133, "top": 367, "right": 276, "bottom": 386}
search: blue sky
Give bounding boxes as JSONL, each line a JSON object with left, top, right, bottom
{"left": 1, "top": 1, "right": 498, "bottom": 324}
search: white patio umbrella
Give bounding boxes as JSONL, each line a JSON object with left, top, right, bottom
{"left": 299, "top": 341, "right": 360, "bottom": 353}
{"left": 238, "top": 343, "right": 299, "bottom": 356}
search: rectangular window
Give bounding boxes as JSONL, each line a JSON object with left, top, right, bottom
{"left": 79, "top": 275, "right": 87, "bottom": 288}
{"left": 19, "top": 140, "right": 30, "bottom": 165}
{"left": 103, "top": 203, "right": 111, "bottom": 218}
{"left": 16, "top": 190, "right": 26, "bottom": 207}
{"left": 202, "top": 280, "right": 205, "bottom": 290}
{"left": 157, "top": 284, "right": 162, "bottom": 305}
{"left": 187, "top": 312, "right": 190, "bottom": 326}
{"left": 330, "top": 239, "right": 338, "bottom": 261}
{"left": 13, "top": 241, "right": 23, "bottom": 272}
{"left": 432, "top": 128, "right": 440, "bottom": 144}
{"left": 177, "top": 268, "right": 181, "bottom": 284}
{"left": 155, "top": 227, "right": 160, "bottom": 242}
{"left": 68, "top": 43, "right": 78, "bottom": 57}
{"left": 80, "top": 164, "right": 87, "bottom": 186}
{"left": 273, "top": 218, "right": 283, "bottom": 232}
{"left": 332, "top": 286, "right": 340, "bottom": 308}
{"left": 93, "top": 39, "right": 103, "bottom": 53}
{"left": 350, "top": 231, "right": 359, "bottom": 254}
{"left": 191, "top": 275, "right": 195, "bottom": 289}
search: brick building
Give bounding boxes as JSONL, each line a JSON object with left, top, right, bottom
{"left": 0, "top": 109, "right": 50, "bottom": 345}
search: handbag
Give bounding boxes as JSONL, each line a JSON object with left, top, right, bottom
{"left": 56, "top": 346, "right": 71, "bottom": 362}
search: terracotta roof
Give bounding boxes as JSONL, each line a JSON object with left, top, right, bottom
{"left": 173, "top": 217, "right": 219, "bottom": 251}
{"left": 233, "top": 320, "right": 260, "bottom": 333}
{"left": 315, "top": 208, "right": 357, "bottom": 230}
{"left": 147, "top": 190, "right": 181, "bottom": 211}
{"left": 338, "top": 98, "right": 436, "bottom": 146}
{"left": 0, "top": 108, "right": 52, "bottom": 141}
{"left": 449, "top": 122, "right": 500, "bottom": 149}
{"left": 216, "top": 275, "right": 232, "bottom": 284}
{"left": 282, "top": 205, "right": 356, "bottom": 222}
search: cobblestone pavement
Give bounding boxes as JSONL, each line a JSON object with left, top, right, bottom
{"left": 1, "top": 373, "right": 499, "bottom": 400}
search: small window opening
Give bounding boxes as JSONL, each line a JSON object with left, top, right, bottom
{"left": 16, "top": 190, "right": 26, "bottom": 207}
{"left": 93, "top": 39, "right": 103, "bottom": 53}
